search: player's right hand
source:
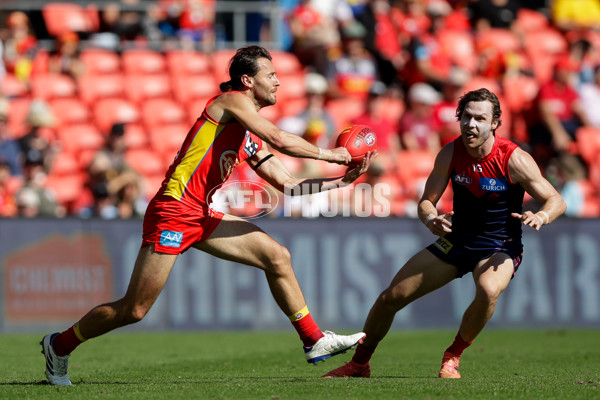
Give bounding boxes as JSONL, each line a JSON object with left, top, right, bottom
{"left": 328, "top": 147, "right": 352, "bottom": 164}
{"left": 427, "top": 211, "right": 454, "bottom": 236}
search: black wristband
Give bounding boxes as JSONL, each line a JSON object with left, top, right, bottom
{"left": 252, "top": 154, "right": 274, "bottom": 171}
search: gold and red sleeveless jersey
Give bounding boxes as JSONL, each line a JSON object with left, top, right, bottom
{"left": 156, "top": 93, "right": 263, "bottom": 209}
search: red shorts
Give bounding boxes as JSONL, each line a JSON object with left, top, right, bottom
{"left": 142, "top": 195, "right": 224, "bottom": 254}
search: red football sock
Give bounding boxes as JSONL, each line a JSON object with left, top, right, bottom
{"left": 352, "top": 343, "right": 376, "bottom": 365}
{"left": 52, "top": 323, "right": 86, "bottom": 357}
{"left": 288, "top": 306, "right": 324, "bottom": 347}
{"left": 444, "top": 332, "right": 473, "bottom": 357}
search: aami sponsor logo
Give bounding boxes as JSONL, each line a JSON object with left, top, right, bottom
{"left": 454, "top": 174, "right": 472, "bottom": 185}
{"left": 4, "top": 235, "right": 112, "bottom": 322}
{"left": 479, "top": 177, "right": 508, "bottom": 192}
{"left": 160, "top": 230, "right": 184, "bottom": 248}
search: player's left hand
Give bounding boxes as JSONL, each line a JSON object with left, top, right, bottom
{"left": 342, "top": 151, "right": 379, "bottom": 183}
{"left": 511, "top": 211, "right": 543, "bottom": 231}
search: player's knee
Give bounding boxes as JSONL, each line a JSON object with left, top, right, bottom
{"left": 476, "top": 283, "right": 503, "bottom": 305}
{"left": 120, "top": 304, "right": 150, "bottom": 325}
{"left": 265, "top": 244, "right": 292, "bottom": 274}
{"left": 377, "top": 288, "right": 406, "bottom": 312}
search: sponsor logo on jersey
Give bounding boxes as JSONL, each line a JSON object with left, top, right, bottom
{"left": 434, "top": 237, "right": 453, "bottom": 254}
{"left": 479, "top": 177, "right": 507, "bottom": 192}
{"left": 160, "top": 230, "right": 184, "bottom": 248}
{"left": 454, "top": 174, "right": 472, "bottom": 185}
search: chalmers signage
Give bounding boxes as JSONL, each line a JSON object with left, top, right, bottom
{"left": 4, "top": 234, "right": 113, "bottom": 323}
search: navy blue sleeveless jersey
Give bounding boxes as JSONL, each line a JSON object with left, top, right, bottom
{"left": 449, "top": 136, "right": 525, "bottom": 243}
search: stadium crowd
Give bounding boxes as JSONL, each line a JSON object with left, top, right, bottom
{"left": 0, "top": 0, "right": 599, "bottom": 219}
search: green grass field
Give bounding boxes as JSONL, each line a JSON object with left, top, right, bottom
{"left": 1, "top": 329, "right": 598, "bottom": 399}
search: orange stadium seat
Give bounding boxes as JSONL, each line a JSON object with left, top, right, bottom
{"left": 122, "top": 49, "right": 167, "bottom": 75}
{"left": 395, "top": 150, "right": 436, "bottom": 198}
{"left": 58, "top": 123, "right": 105, "bottom": 153}
{"left": 514, "top": 8, "right": 549, "bottom": 33}
{"left": 80, "top": 49, "right": 121, "bottom": 75}
{"left": 186, "top": 98, "right": 213, "bottom": 123}
{"left": 123, "top": 123, "right": 150, "bottom": 150}
{"left": 124, "top": 74, "right": 172, "bottom": 104}
{"left": 475, "top": 28, "right": 521, "bottom": 54}
{"left": 49, "top": 97, "right": 91, "bottom": 127}
{"left": 149, "top": 123, "right": 189, "bottom": 155}
{"left": 501, "top": 74, "right": 539, "bottom": 113}
{"left": 438, "top": 29, "right": 477, "bottom": 73}
{"left": 1, "top": 74, "right": 29, "bottom": 98}
{"left": 50, "top": 151, "right": 80, "bottom": 175}
{"left": 125, "top": 148, "right": 166, "bottom": 177}
{"left": 325, "top": 97, "right": 366, "bottom": 131}
{"left": 270, "top": 50, "right": 303, "bottom": 75}
{"left": 44, "top": 174, "right": 85, "bottom": 206}
{"left": 166, "top": 50, "right": 211, "bottom": 76}
{"left": 30, "top": 73, "right": 77, "bottom": 100}
{"left": 42, "top": 3, "right": 99, "bottom": 37}
{"left": 524, "top": 28, "right": 568, "bottom": 56}
{"left": 7, "top": 97, "right": 32, "bottom": 138}
{"left": 279, "top": 97, "right": 308, "bottom": 117}
{"left": 78, "top": 73, "right": 125, "bottom": 104}
{"left": 93, "top": 98, "right": 140, "bottom": 133}
{"left": 576, "top": 126, "right": 600, "bottom": 167}
{"left": 462, "top": 75, "right": 502, "bottom": 96}
{"left": 141, "top": 98, "right": 187, "bottom": 128}
{"left": 172, "top": 74, "right": 220, "bottom": 104}
{"left": 277, "top": 73, "right": 307, "bottom": 100}
{"left": 211, "top": 49, "right": 236, "bottom": 83}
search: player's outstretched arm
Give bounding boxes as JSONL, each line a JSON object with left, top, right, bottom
{"left": 508, "top": 147, "right": 567, "bottom": 230}
{"left": 215, "top": 92, "right": 350, "bottom": 164}
{"left": 248, "top": 149, "right": 377, "bottom": 195}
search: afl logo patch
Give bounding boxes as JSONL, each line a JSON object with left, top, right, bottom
{"left": 454, "top": 174, "right": 472, "bottom": 185}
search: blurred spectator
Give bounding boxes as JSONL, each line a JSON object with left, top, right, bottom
{"left": 2, "top": 11, "right": 37, "bottom": 84}
{"left": 467, "top": 0, "right": 521, "bottom": 31}
{"left": 98, "top": 1, "right": 144, "bottom": 43}
{"left": 399, "top": 82, "right": 441, "bottom": 152}
{"left": 326, "top": 20, "right": 378, "bottom": 99}
{"left": 0, "top": 97, "right": 23, "bottom": 176}
{"left": 288, "top": 0, "right": 337, "bottom": 76}
{"left": 0, "top": 161, "right": 17, "bottom": 217}
{"left": 551, "top": 0, "right": 600, "bottom": 32}
{"left": 390, "top": 0, "right": 431, "bottom": 48}
{"left": 48, "top": 32, "right": 85, "bottom": 79}
{"left": 401, "top": 2, "right": 452, "bottom": 90}
{"left": 433, "top": 67, "right": 470, "bottom": 146}
{"left": 177, "top": 0, "right": 216, "bottom": 52}
{"left": 0, "top": 39, "right": 6, "bottom": 87}
{"left": 355, "top": 0, "right": 406, "bottom": 86}
{"left": 82, "top": 123, "right": 145, "bottom": 219}
{"left": 529, "top": 56, "right": 591, "bottom": 176}
{"left": 351, "top": 81, "right": 401, "bottom": 162}
{"left": 18, "top": 99, "right": 58, "bottom": 172}
{"left": 579, "top": 64, "right": 600, "bottom": 127}
{"left": 296, "top": 72, "right": 337, "bottom": 147}
{"left": 15, "top": 152, "right": 65, "bottom": 218}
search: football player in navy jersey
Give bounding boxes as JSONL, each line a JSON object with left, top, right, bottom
{"left": 323, "top": 88, "right": 566, "bottom": 379}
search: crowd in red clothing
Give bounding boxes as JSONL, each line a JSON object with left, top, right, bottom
{"left": 0, "top": 0, "right": 599, "bottom": 219}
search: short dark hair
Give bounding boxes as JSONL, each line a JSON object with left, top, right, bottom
{"left": 455, "top": 88, "right": 502, "bottom": 130}
{"left": 219, "top": 46, "right": 272, "bottom": 92}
